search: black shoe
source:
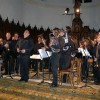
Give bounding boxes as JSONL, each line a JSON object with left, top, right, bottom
{"left": 94, "top": 81, "right": 100, "bottom": 85}
{"left": 50, "top": 83, "right": 58, "bottom": 87}
{"left": 94, "top": 82, "right": 99, "bottom": 85}
{"left": 18, "top": 79, "right": 24, "bottom": 82}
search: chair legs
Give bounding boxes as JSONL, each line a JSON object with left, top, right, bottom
{"left": 59, "top": 71, "right": 74, "bottom": 88}
{"left": 59, "top": 58, "right": 82, "bottom": 88}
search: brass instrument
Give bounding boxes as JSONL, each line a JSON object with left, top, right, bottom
{"left": 49, "top": 33, "right": 60, "bottom": 53}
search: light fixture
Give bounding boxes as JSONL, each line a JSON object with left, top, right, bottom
{"left": 76, "top": 8, "right": 80, "bottom": 13}
{"left": 64, "top": 8, "right": 69, "bottom": 14}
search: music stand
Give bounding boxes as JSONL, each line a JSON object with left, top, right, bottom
{"left": 38, "top": 49, "right": 51, "bottom": 85}
{"left": 30, "top": 54, "right": 42, "bottom": 78}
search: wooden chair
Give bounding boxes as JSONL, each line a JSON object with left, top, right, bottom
{"left": 59, "top": 57, "right": 82, "bottom": 87}
{"left": 59, "top": 59, "right": 75, "bottom": 87}
{"left": 72, "top": 58, "right": 82, "bottom": 86}
{"left": 88, "top": 58, "right": 94, "bottom": 81}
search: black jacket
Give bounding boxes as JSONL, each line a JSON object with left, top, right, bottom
{"left": 16, "top": 36, "right": 34, "bottom": 55}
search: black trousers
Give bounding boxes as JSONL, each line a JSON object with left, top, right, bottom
{"left": 20, "top": 55, "right": 30, "bottom": 80}
{"left": 50, "top": 53, "right": 60, "bottom": 85}
{"left": 93, "top": 66, "right": 100, "bottom": 83}
{"left": 3, "top": 54, "right": 12, "bottom": 75}
{"left": 82, "top": 57, "right": 89, "bottom": 79}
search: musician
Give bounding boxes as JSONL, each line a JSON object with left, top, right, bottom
{"left": 59, "top": 30, "right": 77, "bottom": 82}
{"left": 93, "top": 34, "right": 100, "bottom": 85}
{"left": 79, "top": 40, "right": 92, "bottom": 81}
{"left": 10, "top": 32, "right": 19, "bottom": 74}
{"left": 17, "top": 30, "right": 34, "bottom": 82}
{"left": 0, "top": 38, "right": 4, "bottom": 55}
{"left": 46, "top": 28, "right": 64, "bottom": 87}
{"left": 92, "top": 36, "right": 97, "bottom": 47}
{"left": 32, "top": 35, "right": 44, "bottom": 71}
{"left": 3, "top": 32, "right": 12, "bottom": 75}
{"left": 59, "top": 30, "right": 76, "bottom": 69}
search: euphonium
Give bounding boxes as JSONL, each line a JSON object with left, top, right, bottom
{"left": 49, "top": 33, "right": 60, "bottom": 53}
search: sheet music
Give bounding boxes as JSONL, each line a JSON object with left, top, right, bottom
{"left": 30, "top": 54, "right": 42, "bottom": 60}
{"left": 30, "top": 49, "right": 51, "bottom": 60}
{"left": 38, "top": 49, "right": 49, "bottom": 59}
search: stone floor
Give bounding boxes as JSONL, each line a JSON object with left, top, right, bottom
{"left": 2, "top": 70, "right": 100, "bottom": 90}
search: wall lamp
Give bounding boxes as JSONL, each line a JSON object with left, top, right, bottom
{"left": 63, "top": 7, "right": 80, "bottom": 15}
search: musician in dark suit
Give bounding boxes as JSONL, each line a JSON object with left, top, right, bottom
{"left": 59, "top": 30, "right": 77, "bottom": 83}
{"left": 93, "top": 34, "right": 100, "bottom": 85}
{"left": 3, "top": 32, "right": 12, "bottom": 75}
{"left": 59, "top": 31, "right": 77, "bottom": 70}
{"left": 81, "top": 40, "right": 92, "bottom": 81}
{"left": 17, "top": 30, "right": 34, "bottom": 82}
{"left": 10, "top": 32, "right": 19, "bottom": 74}
{"left": 45, "top": 28, "right": 64, "bottom": 87}
{"left": 0, "top": 38, "right": 4, "bottom": 55}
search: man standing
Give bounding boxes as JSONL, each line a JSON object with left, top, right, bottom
{"left": 17, "top": 30, "right": 34, "bottom": 82}
{"left": 11, "top": 32, "right": 19, "bottom": 74}
{"left": 3, "top": 32, "right": 12, "bottom": 75}
{"left": 46, "top": 28, "right": 64, "bottom": 87}
{"left": 93, "top": 34, "right": 100, "bottom": 85}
